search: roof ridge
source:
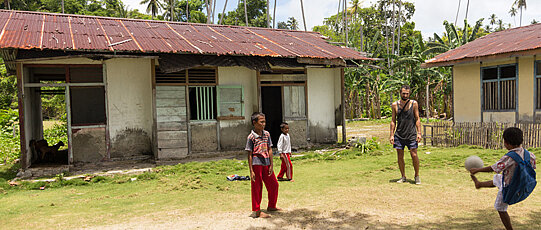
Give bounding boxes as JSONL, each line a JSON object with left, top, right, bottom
{"left": 0, "top": 9, "right": 321, "bottom": 35}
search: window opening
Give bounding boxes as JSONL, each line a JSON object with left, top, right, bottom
{"left": 482, "top": 64, "right": 517, "bottom": 111}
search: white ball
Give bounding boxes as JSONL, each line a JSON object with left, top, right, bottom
{"left": 465, "top": 155, "right": 484, "bottom": 171}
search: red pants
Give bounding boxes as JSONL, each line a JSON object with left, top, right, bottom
{"left": 251, "top": 165, "right": 279, "bottom": 211}
{"left": 277, "top": 153, "right": 293, "bottom": 180}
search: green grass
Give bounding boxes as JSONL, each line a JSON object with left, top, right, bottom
{"left": 0, "top": 144, "right": 540, "bottom": 229}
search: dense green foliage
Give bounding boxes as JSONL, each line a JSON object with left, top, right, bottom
{"left": 219, "top": 0, "right": 268, "bottom": 27}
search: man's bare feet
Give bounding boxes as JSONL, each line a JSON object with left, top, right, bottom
{"left": 470, "top": 174, "right": 481, "bottom": 189}
{"left": 267, "top": 207, "right": 282, "bottom": 212}
{"left": 290, "top": 179, "right": 294, "bottom": 182}
{"left": 253, "top": 210, "right": 271, "bottom": 218}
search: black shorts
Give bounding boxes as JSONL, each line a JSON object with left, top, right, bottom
{"left": 393, "top": 136, "right": 418, "bottom": 150}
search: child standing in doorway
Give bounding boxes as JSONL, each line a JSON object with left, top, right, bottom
{"left": 245, "top": 112, "right": 280, "bottom": 218}
{"left": 277, "top": 122, "right": 294, "bottom": 182}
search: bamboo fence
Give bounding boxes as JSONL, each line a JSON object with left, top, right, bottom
{"left": 423, "top": 122, "right": 541, "bottom": 149}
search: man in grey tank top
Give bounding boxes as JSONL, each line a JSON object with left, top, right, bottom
{"left": 389, "top": 85, "right": 422, "bottom": 184}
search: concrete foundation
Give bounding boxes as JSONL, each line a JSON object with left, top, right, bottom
{"left": 72, "top": 127, "right": 107, "bottom": 163}
{"left": 219, "top": 120, "right": 252, "bottom": 150}
{"left": 110, "top": 128, "right": 152, "bottom": 158}
{"left": 285, "top": 120, "right": 308, "bottom": 148}
{"left": 190, "top": 122, "right": 218, "bottom": 153}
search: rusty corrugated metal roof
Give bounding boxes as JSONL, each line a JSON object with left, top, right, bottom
{"left": 423, "top": 23, "right": 541, "bottom": 67}
{"left": 0, "top": 10, "right": 369, "bottom": 61}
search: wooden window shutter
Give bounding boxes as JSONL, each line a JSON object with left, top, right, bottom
{"left": 283, "top": 86, "right": 306, "bottom": 118}
{"left": 217, "top": 85, "right": 244, "bottom": 118}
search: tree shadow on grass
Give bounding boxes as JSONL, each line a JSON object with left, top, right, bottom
{"left": 246, "top": 208, "right": 541, "bottom": 229}
{"left": 404, "top": 209, "right": 541, "bottom": 230}
{"left": 246, "top": 208, "right": 400, "bottom": 230}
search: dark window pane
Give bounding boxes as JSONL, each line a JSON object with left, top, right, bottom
{"left": 70, "top": 87, "right": 106, "bottom": 125}
{"left": 483, "top": 81, "right": 498, "bottom": 110}
{"left": 500, "top": 65, "right": 516, "bottom": 79}
{"left": 188, "top": 86, "right": 216, "bottom": 120}
{"left": 29, "top": 67, "right": 66, "bottom": 83}
{"left": 536, "top": 61, "right": 541, "bottom": 76}
{"left": 500, "top": 79, "right": 516, "bottom": 110}
{"left": 482, "top": 67, "right": 498, "bottom": 80}
{"left": 70, "top": 67, "right": 103, "bottom": 83}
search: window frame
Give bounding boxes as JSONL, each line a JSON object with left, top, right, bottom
{"left": 533, "top": 60, "right": 541, "bottom": 111}
{"left": 185, "top": 67, "right": 218, "bottom": 121}
{"left": 481, "top": 64, "right": 518, "bottom": 112}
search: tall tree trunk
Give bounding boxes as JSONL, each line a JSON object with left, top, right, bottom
{"left": 244, "top": 0, "right": 249, "bottom": 26}
{"left": 465, "top": 0, "right": 470, "bottom": 21}
{"left": 266, "top": 0, "right": 270, "bottom": 28}
{"left": 220, "top": 0, "right": 228, "bottom": 24}
{"left": 336, "top": 0, "right": 342, "bottom": 33}
{"left": 186, "top": 0, "right": 189, "bottom": 21}
{"left": 300, "top": 0, "right": 307, "bottom": 31}
{"left": 171, "top": 0, "right": 174, "bottom": 21}
{"left": 343, "top": 0, "right": 348, "bottom": 45}
{"left": 454, "top": 0, "right": 461, "bottom": 25}
{"left": 397, "top": 1, "right": 401, "bottom": 55}
{"left": 212, "top": 0, "right": 217, "bottom": 23}
{"left": 273, "top": 0, "right": 277, "bottom": 28}
{"left": 206, "top": 0, "right": 211, "bottom": 23}
{"left": 62, "top": 0, "right": 64, "bottom": 13}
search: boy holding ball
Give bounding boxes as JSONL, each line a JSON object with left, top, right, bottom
{"left": 470, "top": 127, "right": 536, "bottom": 230}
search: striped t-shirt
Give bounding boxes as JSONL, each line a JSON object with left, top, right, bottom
{"left": 245, "top": 130, "right": 273, "bottom": 166}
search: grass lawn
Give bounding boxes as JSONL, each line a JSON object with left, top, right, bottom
{"left": 1, "top": 143, "right": 540, "bottom": 229}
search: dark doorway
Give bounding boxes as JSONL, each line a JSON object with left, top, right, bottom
{"left": 261, "top": 86, "right": 282, "bottom": 147}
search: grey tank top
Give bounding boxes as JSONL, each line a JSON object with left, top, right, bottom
{"left": 395, "top": 100, "right": 417, "bottom": 141}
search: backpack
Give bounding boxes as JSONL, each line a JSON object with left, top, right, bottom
{"left": 502, "top": 150, "right": 537, "bottom": 205}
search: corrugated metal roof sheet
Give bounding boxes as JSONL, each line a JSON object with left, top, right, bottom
{"left": 0, "top": 10, "right": 369, "bottom": 61}
{"left": 424, "top": 23, "right": 541, "bottom": 67}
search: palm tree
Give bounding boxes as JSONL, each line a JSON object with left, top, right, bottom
{"left": 509, "top": 7, "right": 517, "bottom": 27}
{"left": 489, "top": 14, "right": 497, "bottom": 26}
{"left": 497, "top": 19, "right": 504, "bottom": 31}
{"left": 513, "top": 0, "right": 527, "bottom": 26}
{"left": 140, "top": 0, "right": 163, "bottom": 19}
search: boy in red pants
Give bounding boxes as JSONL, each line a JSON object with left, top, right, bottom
{"left": 245, "top": 112, "right": 280, "bottom": 218}
{"left": 277, "top": 122, "right": 294, "bottom": 182}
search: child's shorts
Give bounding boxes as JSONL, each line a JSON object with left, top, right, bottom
{"left": 493, "top": 174, "right": 508, "bottom": 212}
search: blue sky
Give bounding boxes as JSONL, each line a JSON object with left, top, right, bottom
{"left": 123, "top": 0, "right": 540, "bottom": 39}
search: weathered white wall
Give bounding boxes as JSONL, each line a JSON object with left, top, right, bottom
{"left": 217, "top": 67, "right": 256, "bottom": 149}
{"left": 105, "top": 58, "right": 153, "bottom": 157}
{"left": 307, "top": 67, "right": 338, "bottom": 143}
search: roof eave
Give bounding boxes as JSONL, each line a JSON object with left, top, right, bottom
{"left": 421, "top": 48, "right": 541, "bottom": 68}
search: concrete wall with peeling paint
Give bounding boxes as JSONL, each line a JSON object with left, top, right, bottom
{"left": 105, "top": 58, "right": 153, "bottom": 158}
{"left": 307, "top": 68, "right": 338, "bottom": 143}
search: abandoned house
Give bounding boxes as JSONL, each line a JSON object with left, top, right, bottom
{"left": 0, "top": 10, "right": 369, "bottom": 170}
{"left": 422, "top": 23, "right": 541, "bottom": 123}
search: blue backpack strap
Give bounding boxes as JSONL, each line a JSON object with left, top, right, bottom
{"left": 505, "top": 150, "right": 526, "bottom": 164}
